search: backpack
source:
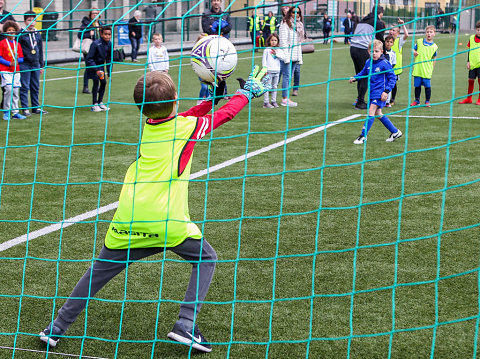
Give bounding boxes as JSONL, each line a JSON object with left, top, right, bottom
{"left": 113, "top": 48, "right": 125, "bottom": 62}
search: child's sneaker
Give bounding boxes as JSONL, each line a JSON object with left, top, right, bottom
{"left": 386, "top": 130, "right": 402, "bottom": 142}
{"left": 425, "top": 101, "right": 432, "bottom": 108}
{"left": 98, "top": 102, "right": 110, "bottom": 111}
{"left": 91, "top": 104, "right": 102, "bottom": 112}
{"left": 23, "top": 110, "right": 32, "bottom": 117}
{"left": 12, "top": 113, "right": 27, "bottom": 119}
{"left": 3, "top": 112, "right": 9, "bottom": 121}
{"left": 271, "top": 102, "right": 279, "bottom": 108}
{"left": 459, "top": 97, "right": 472, "bottom": 104}
{"left": 39, "top": 322, "right": 64, "bottom": 347}
{"left": 263, "top": 102, "right": 274, "bottom": 108}
{"left": 281, "top": 99, "right": 297, "bottom": 107}
{"left": 167, "top": 321, "right": 212, "bottom": 353}
{"left": 353, "top": 135, "right": 366, "bottom": 144}
{"left": 410, "top": 101, "right": 419, "bottom": 107}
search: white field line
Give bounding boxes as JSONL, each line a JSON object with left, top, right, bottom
{"left": 389, "top": 114, "right": 480, "bottom": 120}
{"left": 41, "top": 46, "right": 344, "bottom": 82}
{"left": 0, "top": 114, "right": 361, "bottom": 252}
{"left": 0, "top": 345, "right": 109, "bottom": 359}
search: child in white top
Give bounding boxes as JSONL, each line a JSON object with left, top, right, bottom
{"left": 384, "top": 35, "right": 396, "bottom": 107}
{"left": 148, "top": 33, "right": 169, "bottom": 73}
{"left": 262, "top": 33, "right": 280, "bottom": 108}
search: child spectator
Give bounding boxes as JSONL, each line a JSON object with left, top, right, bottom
{"left": 322, "top": 13, "right": 332, "bottom": 44}
{"left": 411, "top": 25, "right": 437, "bottom": 107}
{"left": 0, "top": 20, "right": 26, "bottom": 121}
{"left": 39, "top": 67, "right": 271, "bottom": 353}
{"left": 459, "top": 21, "right": 480, "bottom": 105}
{"left": 389, "top": 18, "right": 409, "bottom": 106}
{"left": 85, "top": 26, "right": 112, "bottom": 112}
{"left": 384, "top": 34, "right": 396, "bottom": 107}
{"left": 147, "top": 33, "right": 169, "bottom": 73}
{"left": 349, "top": 39, "right": 401, "bottom": 144}
{"left": 19, "top": 10, "right": 48, "bottom": 117}
{"left": 262, "top": 33, "right": 280, "bottom": 108}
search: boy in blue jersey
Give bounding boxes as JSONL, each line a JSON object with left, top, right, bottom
{"left": 349, "top": 39, "right": 402, "bottom": 144}
{"left": 39, "top": 68, "right": 271, "bottom": 353}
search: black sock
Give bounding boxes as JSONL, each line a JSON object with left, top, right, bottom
{"left": 425, "top": 87, "right": 432, "bottom": 102}
{"left": 414, "top": 87, "right": 421, "bottom": 102}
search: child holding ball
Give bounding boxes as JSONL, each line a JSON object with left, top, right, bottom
{"left": 39, "top": 67, "right": 271, "bottom": 353}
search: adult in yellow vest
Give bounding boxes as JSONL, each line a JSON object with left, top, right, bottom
{"left": 248, "top": 13, "right": 263, "bottom": 46}
{"left": 459, "top": 22, "right": 480, "bottom": 105}
{"left": 262, "top": 11, "right": 277, "bottom": 40}
{"left": 389, "top": 18, "right": 409, "bottom": 106}
{"left": 411, "top": 26, "right": 438, "bottom": 107}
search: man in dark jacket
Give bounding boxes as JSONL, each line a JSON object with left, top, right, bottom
{"left": 349, "top": 6, "right": 386, "bottom": 110}
{"left": 201, "top": 0, "right": 231, "bottom": 38}
{"left": 128, "top": 10, "right": 142, "bottom": 62}
{"left": 19, "top": 10, "right": 47, "bottom": 117}
{"left": 85, "top": 26, "right": 112, "bottom": 112}
{"left": 343, "top": 12, "right": 353, "bottom": 44}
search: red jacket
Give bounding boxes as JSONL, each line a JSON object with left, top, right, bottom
{"left": 0, "top": 38, "right": 23, "bottom": 72}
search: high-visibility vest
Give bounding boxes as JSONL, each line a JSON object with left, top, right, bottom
{"left": 412, "top": 39, "right": 438, "bottom": 79}
{"left": 392, "top": 37, "right": 403, "bottom": 75}
{"left": 264, "top": 16, "right": 276, "bottom": 33}
{"left": 469, "top": 34, "right": 480, "bottom": 70}
{"left": 249, "top": 16, "right": 261, "bottom": 32}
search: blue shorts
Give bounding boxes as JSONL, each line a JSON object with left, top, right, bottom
{"left": 370, "top": 98, "right": 386, "bottom": 109}
{"left": 414, "top": 76, "right": 431, "bottom": 88}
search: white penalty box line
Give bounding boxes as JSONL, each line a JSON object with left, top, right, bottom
{"left": 0, "top": 114, "right": 360, "bottom": 252}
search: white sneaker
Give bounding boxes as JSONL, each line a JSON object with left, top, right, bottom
{"left": 91, "top": 104, "right": 102, "bottom": 112}
{"left": 98, "top": 102, "right": 110, "bottom": 111}
{"left": 263, "top": 102, "right": 274, "bottom": 108}
{"left": 353, "top": 135, "right": 366, "bottom": 144}
{"left": 386, "top": 130, "right": 402, "bottom": 142}
{"left": 281, "top": 99, "right": 297, "bottom": 107}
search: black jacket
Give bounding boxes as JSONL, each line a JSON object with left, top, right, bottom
{"left": 85, "top": 38, "right": 112, "bottom": 75}
{"left": 201, "top": 8, "right": 231, "bottom": 36}
{"left": 78, "top": 16, "right": 102, "bottom": 40}
{"left": 18, "top": 28, "right": 44, "bottom": 67}
{"left": 343, "top": 17, "right": 353, "bottom": 34}
{"left": 128, "top": 17, "right": 142, "bottom": 39}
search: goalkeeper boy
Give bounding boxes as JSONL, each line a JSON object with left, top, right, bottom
{"left": 39, "top": 67, "right": 270, "bottom": 353}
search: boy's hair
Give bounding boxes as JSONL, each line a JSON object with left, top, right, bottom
{"left": 425, "top": 25, "right": 436, "bottom": 32}
{"left": 133, "top": 72, "right": 177, "bottom": 119}
{"left": 196, "top": 33, "right": 208, "bottom": 42}
{"left": 152, "top": 33, "right": 162, "bottom": 40}
{"left": 100, "top": 26, "right": 112, "bottom": 34}
{"left": 24, "top": 10, "right": 36, "bottom": 22}
{"left": 476, "top": 20, "right": 480, "bottom": 29}
{"left": 266, "top": 33, "right": 279, "bottom": 47}
{"left": 384, "top": 34, "right": 395, "bottom": 43}
{"left": 3, "top": 20, "right": 19, "bottom": 33}
{"left": 368, "top": 39, "right": 383, "bottom": 51}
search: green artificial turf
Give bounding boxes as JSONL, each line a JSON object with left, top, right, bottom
{"left": 0, "top": 32, "right": 479, "bottom": 358}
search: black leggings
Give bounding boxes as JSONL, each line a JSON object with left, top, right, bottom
{"left": 350, "top": 46, "right": 370, "bottom": 105}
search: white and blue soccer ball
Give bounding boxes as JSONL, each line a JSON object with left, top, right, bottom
{"left": 190, "top": 35, "right": 237, "bottom": 83}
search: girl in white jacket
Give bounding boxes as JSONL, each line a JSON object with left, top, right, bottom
{"left": 262, "top": 33, "right": 281, "bottom": 108}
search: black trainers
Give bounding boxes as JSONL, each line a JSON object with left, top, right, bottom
{"left": 167, "top": 321, "right": 212, "bottom": 353}
{"left": 39, "top": 322, "right": 64, "bottom": 347}
{"left": 355, "top": 102, "right": 368, "bottom": 110}
{"left": 82, "top": 87, "right": 90, "bottom": 94}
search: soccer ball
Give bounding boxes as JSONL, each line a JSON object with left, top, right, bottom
{"left": 190, "top": 35, "right": 237, "bottom": 83}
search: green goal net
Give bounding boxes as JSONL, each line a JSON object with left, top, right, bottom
{"left": 1, "top": 1, "right": 480, "bottom": 358}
